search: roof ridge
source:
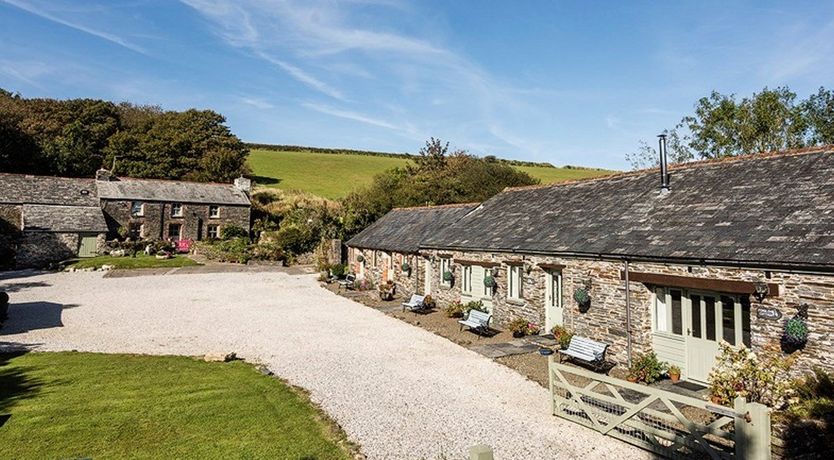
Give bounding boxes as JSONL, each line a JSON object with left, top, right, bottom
{"left": 104, "top": 176, "right": 236, "bottom": 187}
{"left": 504, "top": 144, "right": 834, "bottom": 193}
{"left": 391, "top": 202, "right": 480, "bottom": 211}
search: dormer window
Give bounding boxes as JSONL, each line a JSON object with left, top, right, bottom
{"left": 209, "top": 205, "right": 220, "bottom": 218}
{"left": 131, "top": 201, "right": 144, "bottom": 217}
{"left": 171, "top": 203, "right": 183, "bottom": 217}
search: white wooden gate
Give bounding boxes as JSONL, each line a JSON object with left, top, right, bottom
{"left": 549, "top": 358, "right": 770, "bottom": 459}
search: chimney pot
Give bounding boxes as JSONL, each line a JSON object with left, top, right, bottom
{"left": 234, "top": 176, "right": 252, "bottom": 194}
{"left": 658, "top": 134, "right": 670, "bottom": 192}
{"left": 96, "top": 169, "right": 114, "bottom": 181}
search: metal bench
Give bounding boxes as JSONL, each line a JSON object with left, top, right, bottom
{"left": 401, "top": 294, "right": 426, "bottom": 312}
{"left": 337, "top": 274, "right": 356, "bottom": 291}
{"left": 458, "top": 309, "right": 492, "bottom": 337}
{"left": 558, "top": 336, "right": 608, "bottom": 370}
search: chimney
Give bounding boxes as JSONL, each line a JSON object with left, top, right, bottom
{"left": 658, "top": 134, "right": 670, "bottom": 193}
{"left": 234, "top": 176, "right": 252, "bottom": 194}
{"left": 96, "top": 168, "right": 114, "bottom": 181}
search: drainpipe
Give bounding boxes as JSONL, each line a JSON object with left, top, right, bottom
{"left": 624, "top": 260, "right": 633, "bottom": 367}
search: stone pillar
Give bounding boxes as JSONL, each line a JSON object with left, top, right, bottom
{"left": 328, "top": 239, "right": 342, "bottom": 265}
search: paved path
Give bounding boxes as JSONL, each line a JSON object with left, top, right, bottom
{"left": 0, "top": 270, "right": 650, "bottom": 460}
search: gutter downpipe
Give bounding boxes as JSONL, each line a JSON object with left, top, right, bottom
{"left": 624, "top": 259, "right": 633, "bottom": 368}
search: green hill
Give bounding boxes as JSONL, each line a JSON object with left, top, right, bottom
{"left": 247, "top": 148, "right": 611, "bottom": 200}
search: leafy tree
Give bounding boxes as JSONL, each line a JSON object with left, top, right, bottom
{"left": 627, "top": 86, "right": 830, "bottom": 169}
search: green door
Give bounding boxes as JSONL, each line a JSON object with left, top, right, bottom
{"left": 78, "top": 234, "right": 98, "bottom": 258}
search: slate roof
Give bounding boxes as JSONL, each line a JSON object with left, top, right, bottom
{"left": 421, "top": 148, "right": 834, "bottom": 269}
{"left": 347, "top": 203, "right": 479, "bottom": 253}
{"left": 0, "top": 173, "right": 98, "bottom": 206}
{"left": 96, "top": 178, "right": 250, "bottom": 205}
{"left": 22, "top": 205, "right": 108, "bottom": 233}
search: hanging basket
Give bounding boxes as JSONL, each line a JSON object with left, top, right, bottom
{"left": 483, "top": 275, "right": 496, "bottom": 288}
{"left": 356, "top": 254, "right": 364, "bottom": 263}
{"left": 781, "top": 315, "right": 809, "bottom": 352}
{"left": 401, "top": 262, "right": 411, "bottom": 272}
{"left": 443, "top": 270, "right": 454, "bottom": 282}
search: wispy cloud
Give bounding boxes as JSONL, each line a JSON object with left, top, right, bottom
{"left": 254, "top": 51, "right": 346, "bottom": 101}
{"left": 302, "top": 101, "right": 422, "bottom": 140}
{"left": 240, "top": 96, "right": 274, "bottom": 109}
{"left": 2, "top": 0, "right": 147, "bottom": 55}
{"left": 0, "top": 59, "right": 53, "bottom": 87}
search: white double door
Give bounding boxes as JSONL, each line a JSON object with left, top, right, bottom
{"left": 684, "top": 292, "right": 749, "bottom": 383}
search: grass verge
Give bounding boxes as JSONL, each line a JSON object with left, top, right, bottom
{"left": 67, "top": 253, "right": 201, "bottom": 270}
{"left": 0, "top": 352, "right": 355, "bottom": 459}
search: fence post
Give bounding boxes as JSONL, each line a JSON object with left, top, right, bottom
{"left": 735, "top": 397, "right": 771, "bottom": 460}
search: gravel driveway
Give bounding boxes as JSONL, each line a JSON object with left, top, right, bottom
{"left": 1, "top": 270, "right": 649, "bottom": 460}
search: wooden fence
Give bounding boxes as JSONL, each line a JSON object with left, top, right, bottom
{"left": 549, "top": 357, "right": 770, "bottom": 459}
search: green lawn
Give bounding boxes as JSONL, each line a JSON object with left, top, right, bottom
{"left": 67, "top": 253, "right": 201, "bottom": 270}
{"left": 247, "top": 149, "right": 612, "bottom": 199}
{"left": 0, "top": 352, "right": 353, "bottom": 459}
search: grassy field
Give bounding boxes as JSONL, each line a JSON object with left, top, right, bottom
{"left": 247, "top": 149, "right": 611, "bottom": 199}
{"left": 0, "top": 352, "right": 353, "bottom": 459}
{"left": 67, "top": 253, "right": 200, "bottom": 270}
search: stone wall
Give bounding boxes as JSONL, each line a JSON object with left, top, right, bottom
{"left": 0, "top": 205, "right": 22, "bottom": 269}
{"left": 772, "top": 419, "right": 833, "bottom": 460}
{"left": 101, "top": 200, "right": 250, "bottom": 241}
{"left": 418, "top": 249, "right": 834, "bottom": 374}
{"left": 348, "top": 246, "right": 418, "bottom": 295}
{"left": 16, "top": 232, "right": 79, "bottom": 268}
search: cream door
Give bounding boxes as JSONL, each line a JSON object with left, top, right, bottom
{"left": 423, "top": 258, "right": 432, "bottom": 295}
{"left": 545, "top": 270, "right": 563, "bottom": 330}
{"left": 685, "top": 293, "right": 722, "bottom": 383}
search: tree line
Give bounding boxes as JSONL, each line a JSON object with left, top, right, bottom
{"left": 626, "top": 86, "right": 834, "bottom": 169}
{"left": 0, "top": 89, "right": 249, "bottom": 182}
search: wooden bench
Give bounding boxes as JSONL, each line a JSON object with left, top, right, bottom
{"left": 337, "top": 274, "right": 356, "bottom": 291}
{"left": 458, "top": 309, "right": 492, "bottom": 337}
{"left": 401, "top": 294, "right": 426, "bottom": 312}
{"left": 558, "top": 336, "right": 608, "bottom": 370}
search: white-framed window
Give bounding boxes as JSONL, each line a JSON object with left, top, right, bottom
{"left": 209, "top": 205, "right": 220, "bottom": 218}
{"left": 207, "top": 224, "right": 219, "bottom": 239}
{"left": 507, "top": 265, "right": 522, "bottom": 300}
{"left": 171, "top": 203, "right": 183, "bottom": 217}
{"left": 168, "top": 223, "right": 182, "bottom": 240}
{"left": 131, "top": 201, "right": 144, "bottom": 217}
{"left": 653, "top": 287, "right": 669, "bottom": 333}
{"left": 462, "top": 265, "right": 473, "bottom": 294}
{"left": 440, "top": 258, "right": 451, "bottom": 286}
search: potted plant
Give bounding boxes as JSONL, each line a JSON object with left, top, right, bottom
{"left": 508, "top": 318, "right": 528, "bottom": 338}
{"left": 423, "top": 295, "right": 436, "bottom": 310}
{"left": 668, "top": 365, "right": 681, "bottom": 383}
{"left": 628, "top": 351, "right": 667, "bottom": 384}
{"left": 445, "top": 301, "right": 465, "bottom": 318}
{"left": 526, "top": 322, "right": 541, "bottom": 336}
{"left": 551, "top": 325, "right": 573, "bottom": 350}
{"left": 378, "top": 280, "right": 395, "bottom": 301}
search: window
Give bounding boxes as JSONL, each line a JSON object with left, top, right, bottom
{"left": 207, "top": 224, "right": 219, "bottom": 239}
{"left": 128, "top": 223, "right": 143, "bottom": 240}
{"left": 209, "top": 205, "right": 220, "bottom": 218}
{"left": 440, "top": 258, "right": 451, "bottom": 286}
{"left": 462, "top": 265, "right": 473, "bottom": 294}
{"left": 168, "top": 223, "right": 182, "bottom": 240}
{"left": 131, "top": 201, "right": 144, "bottom": 217}
{"left": 670, "top": 289, "right": 683, "bottom": 335}
{"left": 507, "top": 265, "right": 522, "bottom": 300}
{"left": 171, "top": 203, "right": 183, "bottom": 217}
{"left": 653, "top": 288, "right": 668, "bottom": 332}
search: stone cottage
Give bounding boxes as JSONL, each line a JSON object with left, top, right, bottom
{"left": 358, "top": 147, "right": 834, "bottom": 383}
{"left": 0, "top": 170, "right": 252, "bottom": 268}
{"left": 0, "top": 174, "right": 108, "bottom": 269}
{"left": 346, "top": 203, "right": 478, "bottom": 293}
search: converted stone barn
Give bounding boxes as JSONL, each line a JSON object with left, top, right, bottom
{"left": 358, "top": 147, "right": 834, "bottom": 383}
{"left": 346, "top": 203, "right": 478, "bottom": 293}
{"left": 0, "top": 170, "right": 252, "bottom": 268}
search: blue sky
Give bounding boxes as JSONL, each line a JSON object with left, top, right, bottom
{"left": 1, "top": 0, "right": 833, "bottom": 169}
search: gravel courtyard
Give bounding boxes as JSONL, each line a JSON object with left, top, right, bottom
{"left": 0, "top": 270, "right": 649, "bottom": 460}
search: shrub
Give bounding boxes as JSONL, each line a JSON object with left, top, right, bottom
{"left": 251, "top": 242, "right": 284, "bottom": 261}
{"left": 423, "top": 295, "right": 436, "bottom": 310}
{"left": 707, "top": 342, "right": 794, "bottom": 408}
{"left": 464, "top": 300, "right": 486, "bottom": 313}
{"left": 629, "top": 351, "right": 667, "bottom": 384}
{"left": 789, "top": 367, "right": 834, "bottom": 421}
{"left": 271, "top": 225, "right": 315, "bottom": 257}
{"left": 196, "top": 237, "right": 251, "bottom": 264}
{"left": 508, "top": 318, "right": 528, "bottom": 336}
{"left": 445, "top": 301, "right": 465, "bottom": 318}
{"left": 329, "top": 263, "right": 347, "bottom": 278}
{"left": 220, "top": 225, "right": 248, "bottom": 240}
{"left": 551, "top": 325, "right": 574, "bottom": 350}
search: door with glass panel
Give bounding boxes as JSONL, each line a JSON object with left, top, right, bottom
{"left": 545, "top": 270, "right": 563, "bottom": 330}
{"left": 685, "top": 293, "right": 751, "bottom": 383}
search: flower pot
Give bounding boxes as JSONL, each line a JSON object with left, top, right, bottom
{"left": 512, "top": 331, "right": 524, "bottom": 338}
{"left": 626, "top": 375, "right": 638, "bottom": 383}
{"left": 710, "top": 395, "right": 722, "bottom": 405}
{"left": 669, "top": 373, "right": 680, "bottom": 383}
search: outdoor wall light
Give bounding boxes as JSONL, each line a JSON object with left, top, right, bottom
{"left": 754, "top": 281, "right": 770, "bottom": 302}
